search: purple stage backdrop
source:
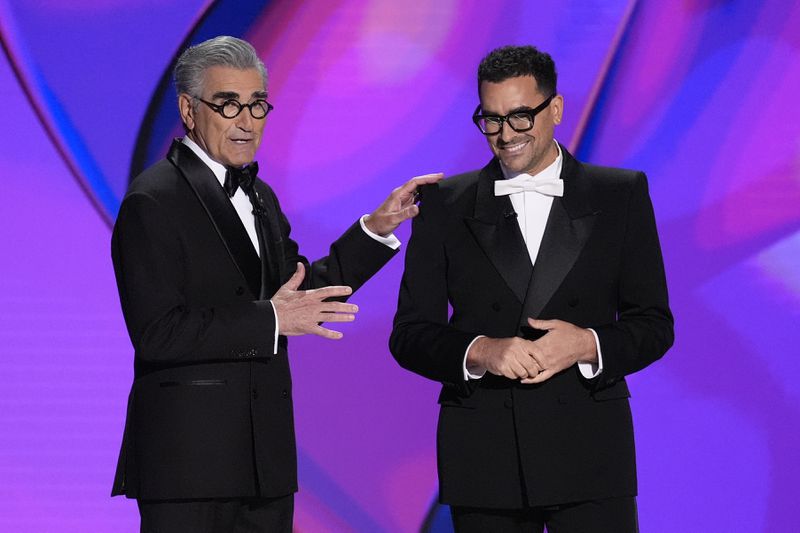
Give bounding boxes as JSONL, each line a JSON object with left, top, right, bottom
{"left": 1, "top": 1, "right": 798, "bottom": 531}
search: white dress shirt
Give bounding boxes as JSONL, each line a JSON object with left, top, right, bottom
{"left": 181, "top": 136, "right": 400, "bottom": 354}
{"left": 463, "top": 141, "right": 603, "bottom": 380}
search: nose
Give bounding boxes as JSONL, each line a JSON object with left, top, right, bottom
{"left": 235, "top": 109, "right": 254, "bottom": 131}
{"left": 498, "top": 121, "right": 515, "bottom": 143}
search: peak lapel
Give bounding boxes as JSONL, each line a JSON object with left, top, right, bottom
{"left": 522, "top": 146, "right": 598, "bottom": 320}
{"left": 464, "top": 160, "right": 532, "bottom": 304}
{"left": 167, "top": 140, "right": 262, "bottom": 297}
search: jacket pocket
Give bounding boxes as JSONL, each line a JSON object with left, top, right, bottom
{"left": 159, "top": 379, "right": 228, "bottom": 387}
{"left": 437, "top": 386, "right": 478, "bottom": 409}
{"left": 592, "top": 380, "right": 630, "bottom": 401}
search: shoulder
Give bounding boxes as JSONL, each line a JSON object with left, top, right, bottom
{"left": 419, "top": 168, "right": 481, "bottom": 209}
{"left": 581, "top": 163, "right": 645, "bottom": 189}
{"left": 575, "top": 162, "right": 649, "bottom": 204}
{"left": 125, "top": 159, "right": 184, "bottom": 197}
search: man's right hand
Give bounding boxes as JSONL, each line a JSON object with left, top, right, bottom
{"left": 271, "top": 263, "right": 358, "bottom": 340}
{"left": 466, "top": 336, "right": 542, "bottom": 380}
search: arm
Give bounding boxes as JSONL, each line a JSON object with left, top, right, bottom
{"left": 259, "top": 185, "right": 398, "bottom": 295}
{"left": 590, "top": 172, "right": 674, "bottom": 387}
{"left": 389, "top": 185, "right": 486, "bottom": 387}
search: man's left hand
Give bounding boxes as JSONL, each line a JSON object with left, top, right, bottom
{"left": 364, "top": 173, "right": 444, "bottom": 236}
{"left": 521, "top": 318, "right": 597, "bottom": 384}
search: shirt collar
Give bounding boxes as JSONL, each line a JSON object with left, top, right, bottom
{"left": 500, "top": 140, "right": 563, "bottom": 182}
{"left": 181, "top": 136, "right": 227, "bottom": 187}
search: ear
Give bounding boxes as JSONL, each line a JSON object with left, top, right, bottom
{"left": 551, "top": 94, "right": 564, "bottom": 125}
{"left": 178, "top": 93, "right": 196, "bottom": 131}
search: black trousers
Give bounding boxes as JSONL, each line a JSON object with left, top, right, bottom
{"left": 137, "top": 494, "right": 293, "bottom": 533}
{"left": 451, "top": 497, "right": 638, "bottom": 533}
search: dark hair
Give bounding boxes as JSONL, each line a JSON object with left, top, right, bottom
{"left": 477, "top": 45, "right": 557, "bottom": 95}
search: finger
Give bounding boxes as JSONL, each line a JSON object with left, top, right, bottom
{"left": 516, "top": 353, "right": 542, "bottom": 377}
{"left": 316, "top": 311, "right": 356, "bottom": 323}
{"left": 281, "top": 262, "right": 305, "bottom": 291}
{"left": 395, "top": 173, "right": 444, "bottom": 197}
{"left": 308, "top": 285, "right": 353, "bottom": 299}
{"left": 405, "top": 172, "right": 444, "bottom": 189}
{"left": 527, "top": 317, "right": 556, "bottom": 330}
{"left": 529, "top": 369, "right": 555, "bottom": 384}
{"left": 311, "top": 325, "right": 344, "bottom": 340}
{"left": 507, "top": 360, "right": 529, "bottom": 380}
{"left": 319, "top": 302, "right": 359, "bottom": 314}
{"left": 395, "top": 204, "right": 419, "bottom": 222}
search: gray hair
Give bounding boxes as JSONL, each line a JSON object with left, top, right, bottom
{"left": 174, "top": 36, "right": 267, "bottom": 98}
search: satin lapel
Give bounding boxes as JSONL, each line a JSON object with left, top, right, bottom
{"left": 522, "top": 146, "right": 598, "bottom": 319}
{"left": 464, "top": 159, "right": 532, "bottom": 304}
{"left": 167, "top": 141, "right": 262, "bottom": 297}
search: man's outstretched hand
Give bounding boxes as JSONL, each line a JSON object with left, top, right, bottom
{"left": 363, "top": 173, "right": 444, "bottom": 236}
{"left": 271, "top": 263, "right": 358, "bottom": 340}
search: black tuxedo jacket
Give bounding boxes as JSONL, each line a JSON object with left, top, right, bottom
{"left": 390, "top": 146, "right": 673, "bottom": 508}
{"left": 111, "top": 140, "right": 395, "bottom": 500}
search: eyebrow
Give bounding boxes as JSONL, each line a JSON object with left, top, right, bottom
{"left": 508, "top": 105, "right": 535, "bottom": 114}
{"left": 211, "top": 90, "right": 268, "bottom": 101}
{"left": 480, "top": 105, "right": 535, "bottom": 116}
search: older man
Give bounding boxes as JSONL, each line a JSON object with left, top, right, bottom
{"left": 111, "top": 36, "right": 439, "bottom": 532}
{"left": 391, "top": 45, "right": 673, "bottom": 532}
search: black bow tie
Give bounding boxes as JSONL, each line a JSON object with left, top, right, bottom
{"left": 224, "top": 162, "right": 259, "bottom": 197}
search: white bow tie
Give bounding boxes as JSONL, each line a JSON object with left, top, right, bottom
{"left": 494, "top": 174, "right": 564, "bottom": 197}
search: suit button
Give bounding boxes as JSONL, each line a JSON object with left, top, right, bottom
{"left": 252, "top": 389, "right": 259, "bottom": 399}
{"left": 282, "top": 390, "right": 289, "bottom": 399}
{"left": 504, "top": 398, "right": 513, "bottom": 409}
{"left": 491, "top": 302, "right": 502, "bottom": 311}
{"left": 235, "top": 286, "right": 245, "bottom": 296}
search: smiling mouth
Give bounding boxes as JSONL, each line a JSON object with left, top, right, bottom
{"left": 231, "top": 138, "right": 252, "bottom": 145}
{"left": 500, "top": 140, "right": 529, "bottom": 154}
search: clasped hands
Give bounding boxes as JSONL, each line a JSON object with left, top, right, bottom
{"left": 467, "top": 318, "right": 598, "bottom": 384}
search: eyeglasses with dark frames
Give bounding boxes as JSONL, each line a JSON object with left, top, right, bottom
{"left": 472, "top": 94, "right": 555, "bottom": 135}
{"left": 196, "top": 97, "right": 274, "bottom": 119}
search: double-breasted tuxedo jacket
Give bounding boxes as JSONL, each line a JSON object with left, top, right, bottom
{"left": 111, "top": 140, "right": 395, "bottom": 500}
{"left": 390, "top": 146, "right": 673, "bottom": 508}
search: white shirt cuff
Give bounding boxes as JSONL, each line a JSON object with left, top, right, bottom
{"left": 270, "top": 300, "right": 279, "bottom": 355}
{"left": 359, "top": 214, "right": 401, "bottom": 250}
{"left": 463, "top": 335, "right": 487, "bottom": 380}
{"left": 578, "top": 328, "right": 603, "bottom": 379}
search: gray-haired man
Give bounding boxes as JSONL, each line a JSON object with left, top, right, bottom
{"left": 111, "top": 35, "right": 439, "bottom": 532}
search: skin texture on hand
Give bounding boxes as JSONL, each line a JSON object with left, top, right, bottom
{"left": 364, "top": 173, "right": 444, "bottom": 236}
{"left": 521, "top": 318, "right": 597, "bottom": 384}
{"left": 271, "top": 263, "right": 358, "bottom": 340}
{"left": 466, "top": 336, "right": 543, "bottom": 380}
{"left": 467, "top": 317, "right": 597, "bottom": 383}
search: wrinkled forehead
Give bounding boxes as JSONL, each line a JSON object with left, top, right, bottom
{"left": 200, "top": 66, "right": 267, "bottom": 98}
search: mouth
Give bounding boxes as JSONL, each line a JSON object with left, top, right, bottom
{"left": 230, "top": 138, "right": 253, "bottom": 145}
{"left": 499, "top": 140, "right": 529, "bottom": 154}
